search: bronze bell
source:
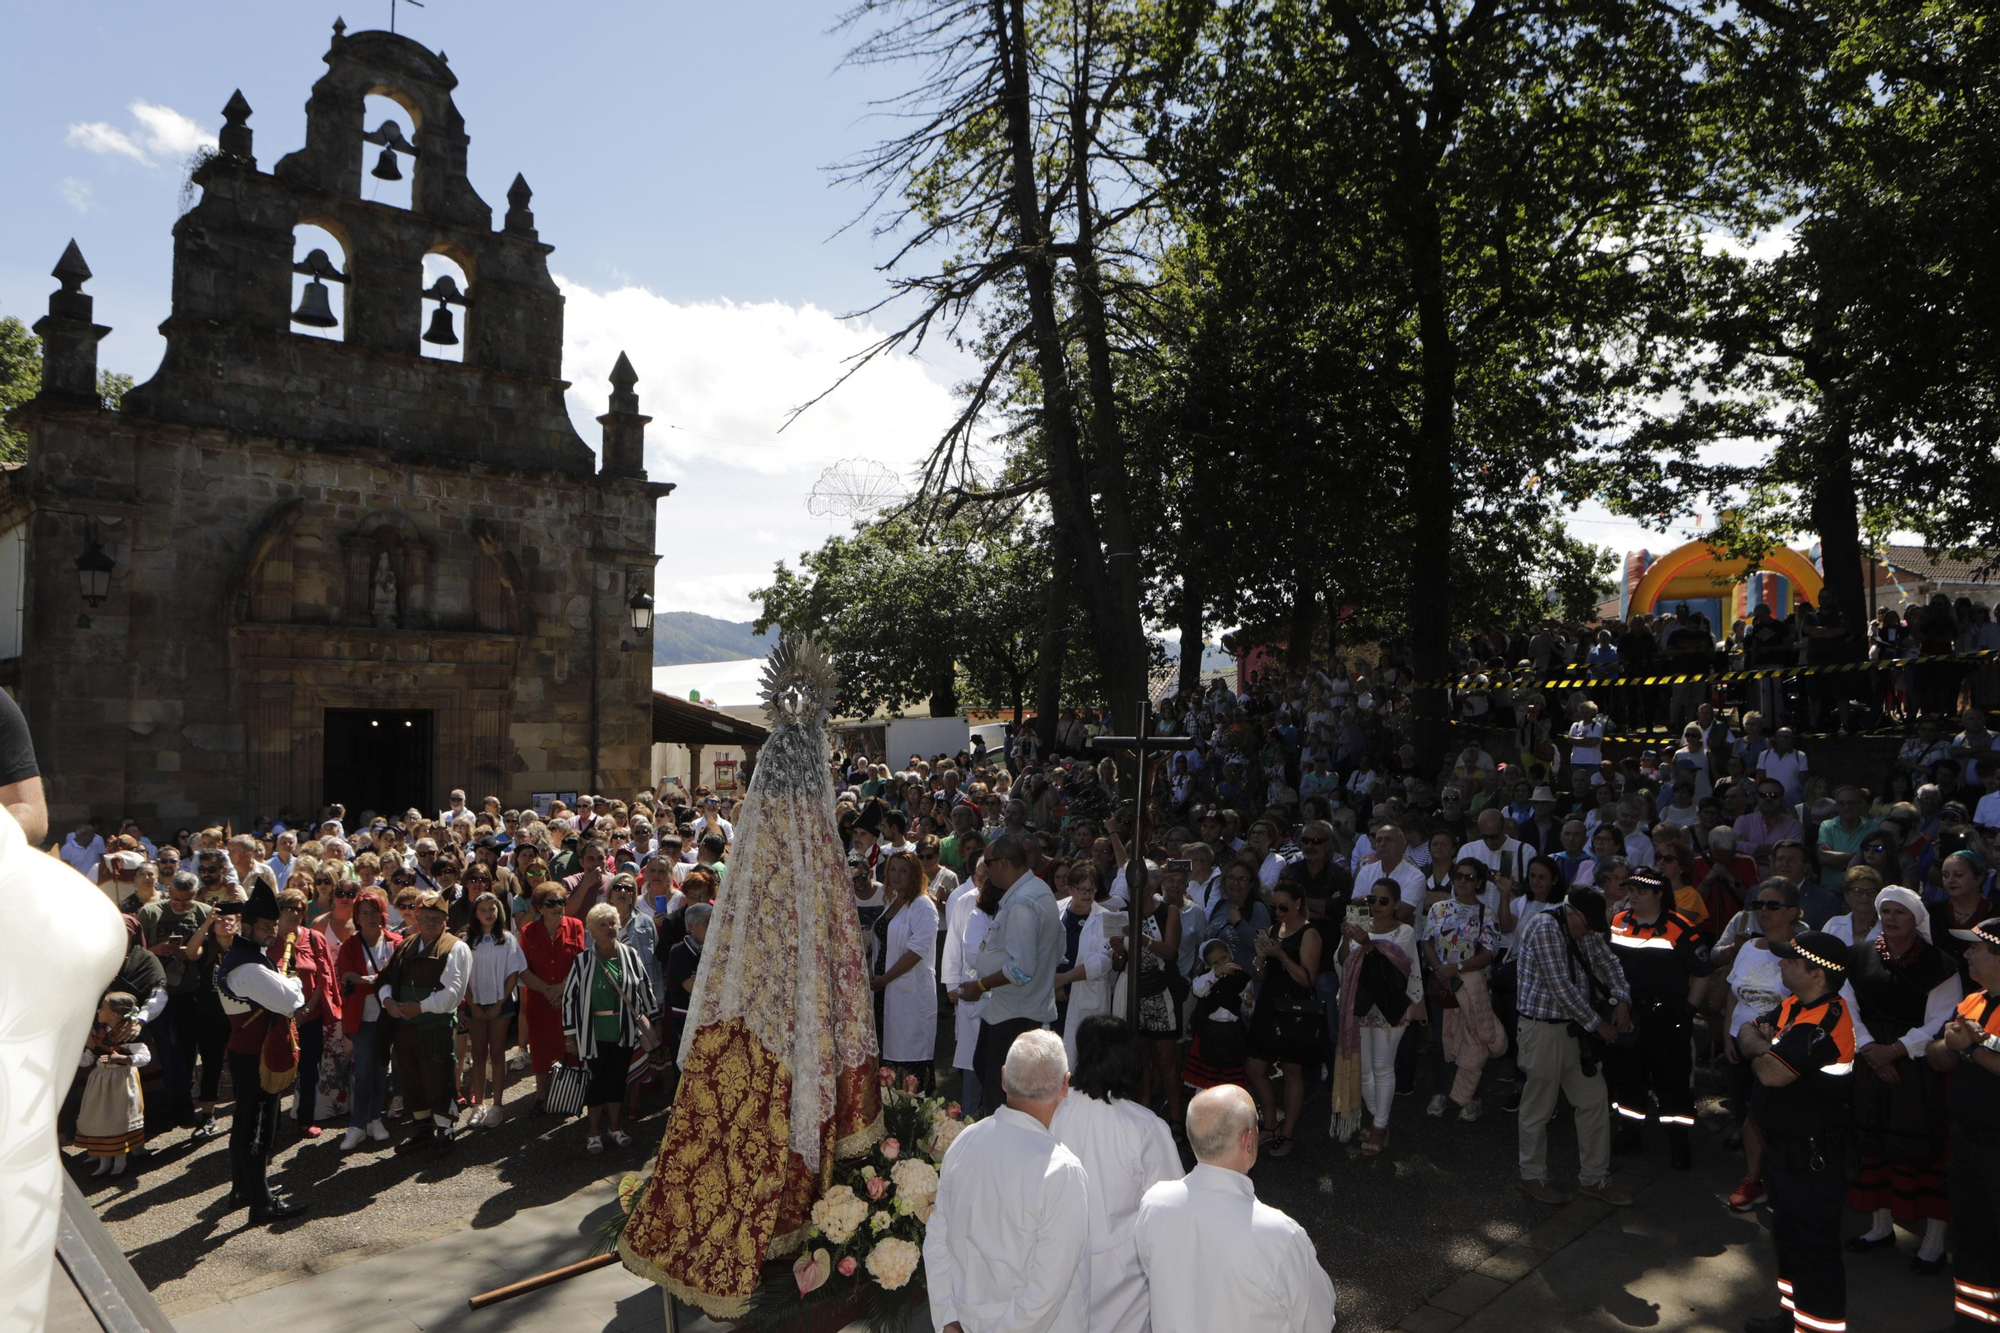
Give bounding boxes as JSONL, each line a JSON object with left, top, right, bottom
{"left": 371, "top": 146, "right": 403, "bottom": 181}
{"left": 291, "top": 277, "right": 338, "bottom": 328}
{"left": 422, "top": 298, "right": 458, "bottom": 346}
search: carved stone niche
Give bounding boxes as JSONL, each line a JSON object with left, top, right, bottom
{"left": 341, "top": 508, "right": 433, "bottom": 629}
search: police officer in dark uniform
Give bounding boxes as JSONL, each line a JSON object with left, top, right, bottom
{"left": 1928, "top": 916, "right": 2000, "bottom": 1330}
{"left": 1606, "top": 868, "right": 1711, "bottom": 1169}
{"left": 214, "top": 881, "right": 309, "bottom": 1223}
{"left": 1735, "top": 929, "right": 1854, "bottom": 1333}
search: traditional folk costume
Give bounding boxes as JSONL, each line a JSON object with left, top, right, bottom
{"left": 621, "top": 639, "right": 881, "bottom": 1318}
{"left": 213, "top": 883, "right": 307, "bottom": 1219}
{"left": 1842, "top": 887, "right": 1961, "bottom": 1267}
{"left": 74, "top": 1024, "right": 150, "bottom": 1167}
{"left": 375, "top": 924, "right": 471, "bottom": 1152}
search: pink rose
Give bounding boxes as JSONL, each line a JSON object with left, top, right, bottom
{"left": 902, "top": 1073, "right": 920, "bottom": 1094}
{"left": 877, "top": 1067, "right": 894, "bottom": 1088}
{"left": 793, "top": 1248, "right": 830, "bottom": 1297}
{"left": 880, "top": 1137, "right": 901, "bottom": 1161}
{"left": 837, "top": 1256, "right": 858, "bottom": 1277}
{"left": 866, "top": 1175, "right": 890, "bottom": 1200}
{"left": 945, "top": 1102, "right": 961, "bottom": 1118}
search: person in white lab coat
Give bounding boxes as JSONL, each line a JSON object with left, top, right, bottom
{"left": 1051, "top": 1016, "right": 1181, "bottom": 1333}
{"left": 1134, "top": 1085, "right": 1337, "bottom": 1333}
{"left": 1054, "top": 863, "right": 1117, "bottom": 1066}
{"left": 942, "top": 858, "right": 995, "bottom": 1108}
{"left": 871, "top": 850, "right": 941, "bottom": 1087}
{"left": 925, "top": 1029, "right": 1091, "bottom": 1333}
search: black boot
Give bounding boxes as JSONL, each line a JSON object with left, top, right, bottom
{"left": 1668, "top": 1126, "right": 1691, "bottom": 1170}
{"left": 249, "top": 1195, "right": 309, "bottom": 1224}
{"left": 394, "top": 1125, "right": 437, "bottom": 1156}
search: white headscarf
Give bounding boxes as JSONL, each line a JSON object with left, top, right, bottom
{"left": 1874, "top": 885, "right": 1931, "bottom": 944}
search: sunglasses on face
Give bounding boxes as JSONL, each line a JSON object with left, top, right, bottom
{"left": 1759, "top": 790, "right": 1784, "bottom": 800}
{"left": 1453, "top": 870, "right": 1479, "bottom": 882}
{"left": 1749, "top": 899, "right": 1789, "bottom": 911}
{"left": 334, "top": 888, "right": 359, "bottom": 900}
{"left": 1300, "top": 836, "right": 1328, "bottom": 846}
{"left": 1366, "top": 895, "right": 1394, "bottom": 907}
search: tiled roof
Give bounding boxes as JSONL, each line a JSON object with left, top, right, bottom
{"left": 1882, "top": 544, "right": 2000, "bottom": 586}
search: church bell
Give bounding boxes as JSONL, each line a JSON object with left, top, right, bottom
{"left": 371, "top": 146, "right": 404, "bottom": 182}
{"left": 422, "top": 297, "right": 458, "bottom": 346}
{"left": 291, "top": 278, "right": 339, "bottom": 328}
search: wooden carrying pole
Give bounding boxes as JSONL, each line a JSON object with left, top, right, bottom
{"left": 1092, "top": 699, "right": 1171, "bottom": 1029}
{"left": 465, "top": 1253, "right": 619, "bottom": 1311}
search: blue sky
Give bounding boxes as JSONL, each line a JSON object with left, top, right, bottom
{"left": 2, "top": 1, "right": 1695, "bottom": 622}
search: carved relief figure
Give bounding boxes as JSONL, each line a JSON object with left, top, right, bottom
{"left": 371, "top": 550, "right": 398, "bottom": 628}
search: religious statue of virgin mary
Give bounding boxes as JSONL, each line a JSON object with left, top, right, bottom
{"left": 620, "top": 636, "right": 881, "bottom": 1319}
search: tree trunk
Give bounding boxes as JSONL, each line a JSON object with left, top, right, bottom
{"left": 1177, "top": 565, "right": 1205, "bottom": 699}
{"left": 992, "top": 0, "right": 1149, "bottom": 721}
{"left": 1285, "top": 571, "right": 1320, "bottom": 674}
{"left": 1404, "top": 223, "right": 1458, "bottom": 769}
{"left": 1808, "top": 397, "right": 1868, "bottom": 658}
{"left": 1034, "top": 526, "right": 1072, "bottom": 753}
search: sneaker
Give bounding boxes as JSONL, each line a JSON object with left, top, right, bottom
{"left": 1457, "top": 1098, "right": 1485, "bottom": 1123}
{"left": 299, "top": 1124, "right": 322, "bottom": 1139}
{"left": 367, "top": 1119, "right": 390, "bottom": 1141}
{"left": 507, "top": 1051, "right": 530, "bottom": 1074}
{"left": 481, "top": 1103, "right": 504, "bottom": 1129}
{"left": 1727, "top": 1176, "right": 1766, "bottom": 1211}
{"left": 1578, "top": 1181, "right": 1634, "bottom": 1207}
{"left": 341, "top": 1127, "right": 365, "bottom": 1150}
{"left": 1426, "top": 1094, "right": 1450, "bottom": 1118}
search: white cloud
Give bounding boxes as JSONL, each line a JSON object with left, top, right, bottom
{"left": 557, "top": 277, "right": 968, "bottom": 622}
{"left": 59, "top": 177, "right": 93, "bottom": 212}
{"left": 67, "top": 121, "right": 149, "bottom": 162}
{"left": 66, "top": 100, "right": 217, "bottom": 167}
{"left": 129, "top": 102, "right": 216, "bottom": 157}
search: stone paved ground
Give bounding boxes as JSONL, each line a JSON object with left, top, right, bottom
{"left": 91, "top": 1038, "right": 1953, "bottom": 1331}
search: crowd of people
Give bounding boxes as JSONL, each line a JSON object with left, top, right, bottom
{"left": 36, "top": 611, "right": 2000, "bottom": 1332}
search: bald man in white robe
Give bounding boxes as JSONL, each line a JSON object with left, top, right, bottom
{"left": 925, "top": 1029, "right": 1091, "bottom": 1333}
{"left": 1133, "top": 1085, "right": 1337, "bottom": 1333}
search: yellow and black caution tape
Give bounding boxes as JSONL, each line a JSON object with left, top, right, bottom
{"left": 1411, "top": 649, "right": 1997, "bottom": 693}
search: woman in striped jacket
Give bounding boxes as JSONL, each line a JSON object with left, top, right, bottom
{"left": 561, "top": 903, "right": 659, "bottom": 1153}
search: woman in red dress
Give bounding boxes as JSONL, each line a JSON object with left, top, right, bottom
{"left": 519, "top": 884, "right": 586, "bottom": 1111}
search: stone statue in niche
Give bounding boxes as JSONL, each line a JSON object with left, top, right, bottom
{"left": 371, "top": 550, "right": 399, "bottom": 628}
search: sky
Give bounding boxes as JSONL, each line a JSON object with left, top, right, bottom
{"left": 1, "top": 0, "right": 1703, "bottom": 625}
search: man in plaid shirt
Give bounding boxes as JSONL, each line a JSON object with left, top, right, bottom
{"left": 1514, "top": 888, "right": 1634, "bottom": 1208}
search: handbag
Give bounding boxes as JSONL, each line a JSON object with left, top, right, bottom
{"left": 545, "top": 1060, "right": 589, "bottom": 1118}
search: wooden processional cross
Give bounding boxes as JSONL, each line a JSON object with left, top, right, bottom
{"left": 1090, "top": 701, "right": 1182, "bottom": 1029}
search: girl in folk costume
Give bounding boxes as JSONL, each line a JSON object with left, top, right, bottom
{"left": 620, "top": 639, "right": 882, "bottom": 1320}
{"left": 75, "top": 992, "right": 149, "bottom": 1177}
{"left": 1842, "top": 885, "right": 1963, "bottom": 1273}
{"left": 1423, "top": 859, "right": 1507, "bottom": 1122}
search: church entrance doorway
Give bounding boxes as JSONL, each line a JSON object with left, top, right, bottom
{"left": 322, "top": 708, "right": 434, "bottom": 820}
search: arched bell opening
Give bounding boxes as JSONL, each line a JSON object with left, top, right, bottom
{"left": 289, "top": 223, "right": 349, "bottom": 341}
{"left": 360, "top": 91, "right": 418, "bottom": 210}
{"left": 418, "top": 251, "right": 471, "bottom": 363}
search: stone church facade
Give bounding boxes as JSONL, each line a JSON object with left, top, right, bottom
{"left": 5, "top": 25, "right": 667, "bottom": 828}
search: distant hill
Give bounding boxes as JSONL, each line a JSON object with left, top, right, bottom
{"left": 652, "top": 618, "right": 1231, "bottom": 671}
{"left": 652, "top": 613, "right": 772, "bottom": 666}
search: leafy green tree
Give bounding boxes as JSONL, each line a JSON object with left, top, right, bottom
{"left": 1158, "top": 0, "right": 1742, "bottom": 755}
{"left": 1595, "top": 0, "right": 2000, "bottom": 636}
{"left": 0, "top": 316, "right": 39, "bottom": 463}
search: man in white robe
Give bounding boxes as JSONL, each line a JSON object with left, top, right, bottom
{"left": 925, "top": 1029, "right": 1091, "bottom": 1333}
{"left": 1134, "top": 1085, "right": 1337, "bottom": 1333}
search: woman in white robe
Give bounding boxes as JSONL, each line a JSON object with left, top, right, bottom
{"left": 1054, "top": 863, "right": 1117, "bottom": 1067}
{"left": 872, "top": 851, "right": 941, "bottom": 1080}
{"left": 1051, "top": 1014, "right": 1183, "bottom": 1333}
